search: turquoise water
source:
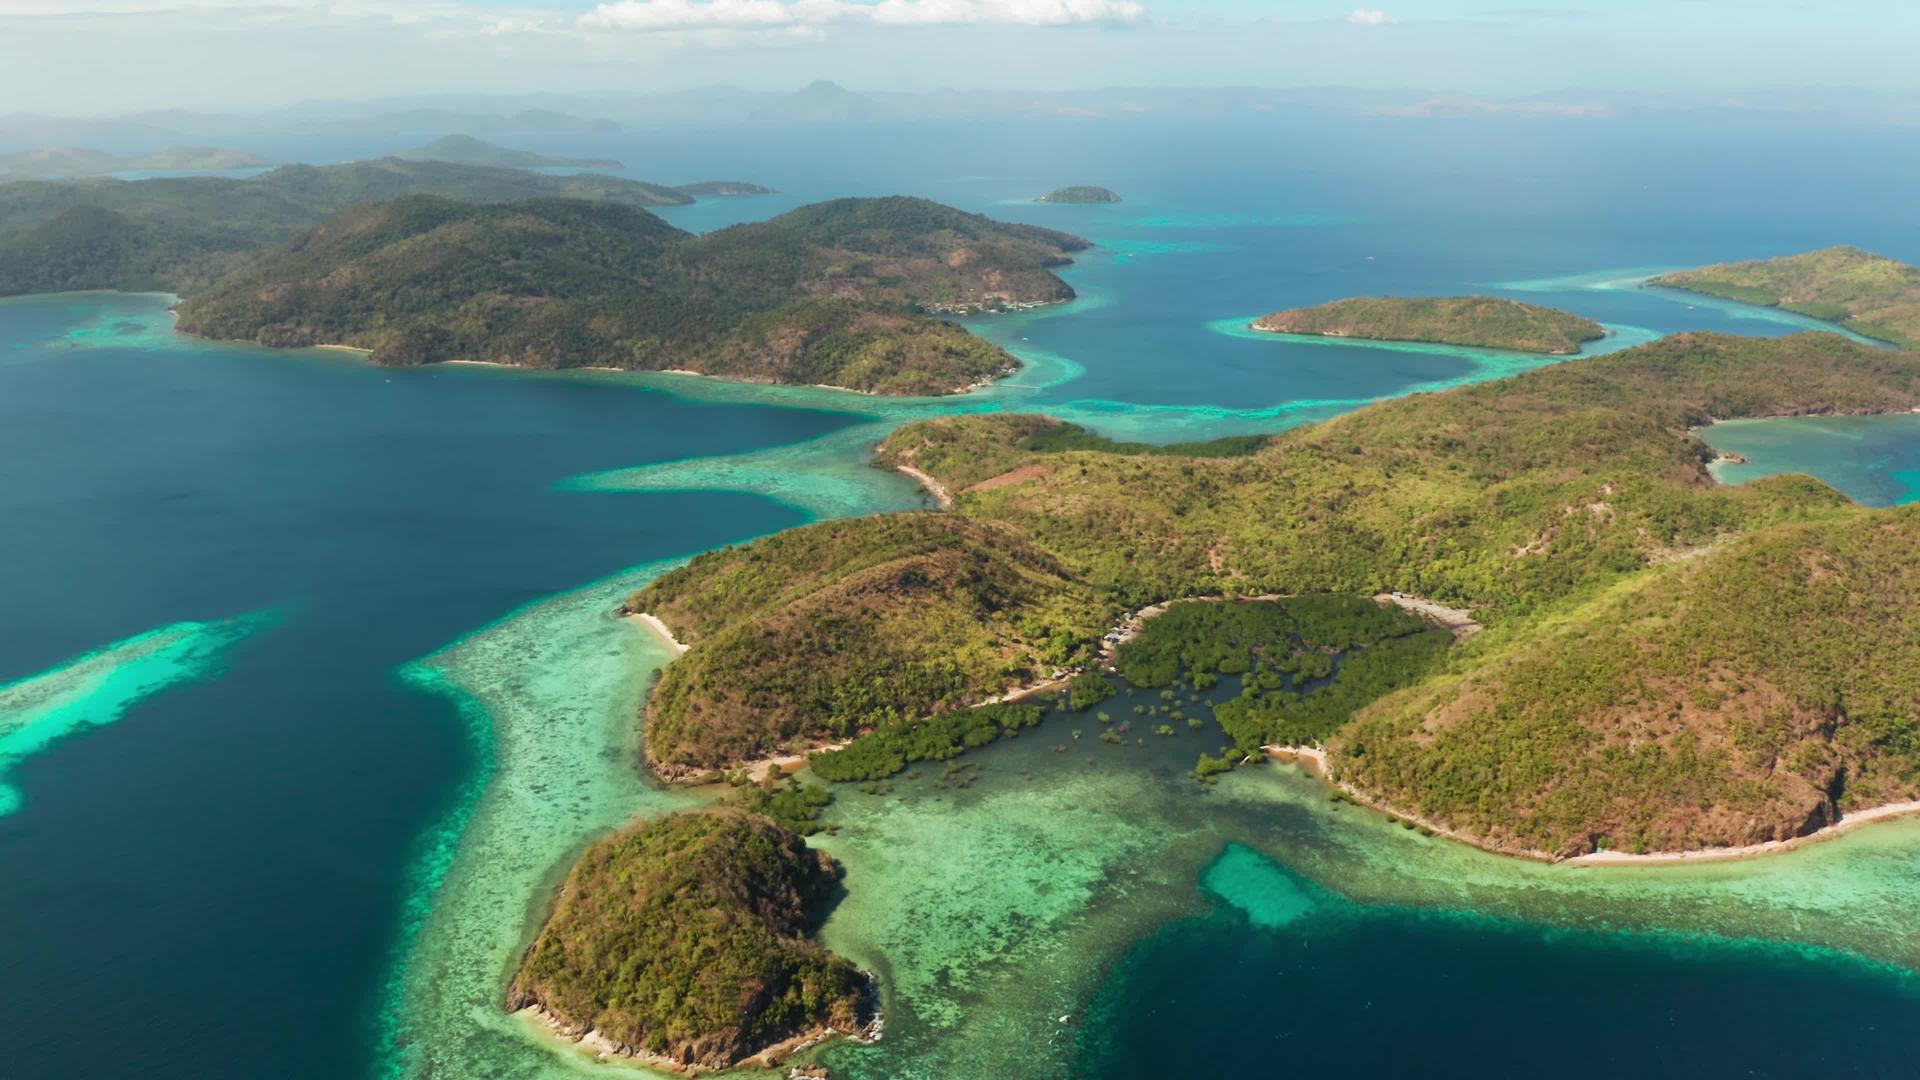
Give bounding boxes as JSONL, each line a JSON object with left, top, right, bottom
{"left": 6, "top": 118, "right": 1920, "bottom": 1079}
{"left": 1702, "top": 413, "right": 1920, "bottom": 507}
{"left": 1078, "top": 844, "right": 1920, "bottom": 1079}
{"left": 0, "top": 612, "right": 274, "bottom": 815}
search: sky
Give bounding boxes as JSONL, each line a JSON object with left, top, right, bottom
{"left": 2, "top": 0, "right": 1917, "bottom": 114}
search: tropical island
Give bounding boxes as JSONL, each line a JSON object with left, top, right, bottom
{"left": 625, "top": 324, "right": 1920, "bottom": 860}
{"left": 676, "top": 181, "right": 778, "bottom": 197}
{"left": 0, "top": 145, "right": 277, "bottom": 180}
{"left": 0, "top": 158, "right": 697, "bottom": 295}
{"left": 1650, "top": 245, "right": 1920, "bottom": 347}
{"left": 395, "top": 134, "right": 622, "bottom": 170}
{"left": 0, "top": 160, "right": 1083, "bottom": 393}
{"left": 1252, "top": 295, "right": 1607, "bottom": 355}
{"left": 508, "top": 810, "right": 872, "bottom": 1072}
{"left": 1036, "top": 185, "right": 1122, "bottom": 204}
{"left": 173, "top": 195, "right": 1087, "bottom": 393}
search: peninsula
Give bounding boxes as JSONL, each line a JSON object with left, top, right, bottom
{"left": 676, "top": 181, "right": 777, "bottom": 197}
{"left": 1036, "top": 185, "right": 1122, "bottom": 204}
{"left": 1650, "top": 245, "right": 1920, "bottom": 347}
{"left": 173, "top": 195, "right": 1088, "bottom": 393}
{"left": 395, "top": 134, "right": 622, "bottom": 170}
{"left": 627, "top": 326, "right": 1920, "bottom": 859}
{"left": 1253, "top": 295, "right": 1607, "bottom": 355}
{"left": 509, "top": 811, "right": 871, "bottom": 1071}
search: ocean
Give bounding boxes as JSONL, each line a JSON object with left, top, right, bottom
{"left": 3, "top": 116, "right": 1920, "bottom": 1079}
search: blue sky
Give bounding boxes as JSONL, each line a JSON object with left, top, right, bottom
{"left": 3, "top": 0, "right": 1916, "bottom": 114}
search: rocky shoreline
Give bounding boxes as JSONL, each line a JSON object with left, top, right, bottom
{"left": 513, "top": 971, "right": 883, "bottom": 1077}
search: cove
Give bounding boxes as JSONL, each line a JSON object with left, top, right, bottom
{"left": 1701, "top": 413, "right": 1920, "bottom": 507}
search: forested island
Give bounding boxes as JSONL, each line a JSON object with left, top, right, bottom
{"left": 395, "top": 134, "right": 621, "bottom": 170}
{"left": 629, "top": 326, "right": 1920, "bottom": 858}
{"left": 676, "top": 181, "right": 777, "bottom": 197}
{"left": 509, "top": 811, "right": 871, "bottom": 1071}
{"left": 0, "top": 158, "right": 694, "bottom": 295}
{"left": 173, "top": 195, "right": 1087, "bottom": 393}
{"left": 1253, "top": 295, "right": 1607, "bottom": 355}
{"left": 0, "top": 161, "right": 1084, "bottom": 393}
{"left": 1036, "top": 186, "right": 1122, "bottom": 204}
{"left": 1651, "top": 246, "right": 1920, "bottom": 347}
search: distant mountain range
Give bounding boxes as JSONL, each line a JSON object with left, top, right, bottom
{"left": 0, "top": 145, "right": 276, "bottom": 179}
{"left": 0, "top": 107, "right": 624, "bottom": 144}
{"left": 5, "top": 83, "right": 1919, "bottom": 144}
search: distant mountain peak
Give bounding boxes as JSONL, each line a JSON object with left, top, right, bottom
{"left": 752, "top": 80, "right": 891, "bottom": 123}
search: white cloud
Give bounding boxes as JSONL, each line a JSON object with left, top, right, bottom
{"left": 1344, "top": 7, "right": 1394, "bottom": 24}
{"left": 0, "top": 0, "right": 477, "bottom": 22}
{"left": 579, "top": 0, "right": 1147, "bottom": 32}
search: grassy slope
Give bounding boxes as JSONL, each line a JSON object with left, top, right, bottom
{"left": 508, "top": 810, "right": 866, "bottom": 1068}
{"left": 637, "top": 331, "right": 1920, "bottom": 852}
{"left": 1651, "top": 246, "right": 1920, "bottom": 347}
{"left": 1253, "top": 295, "right": 1607, "bottom": 355}
{"left": 172, "top": 195, "right": 1084, "bottom": 393}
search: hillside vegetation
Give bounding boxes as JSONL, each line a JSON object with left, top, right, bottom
{"left": 508, "top": 811, "right": 868, "bottom": 1069}
{"left": 634, "top": 514, "right": 1100, "bottom": 770}
{"left": 1335, "top": 510, "right": 1920, "bottom": 856}
{"left": 633, "top": 330, "right": 1920, "bottom": 852}
{"left": 0, "top": 158, "right": 696, "bottom": 294}
{"left": 1253, "top": 295, "right": 1607, "bottom": 355}
{"left": 174, "top": 195, "right": 1084, "bottom": 392}
{"left": 1652, "top": 246, "right": 1920, "bottom": 347}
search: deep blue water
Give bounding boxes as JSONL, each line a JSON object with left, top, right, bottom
{"left": 1076, "top": 846, "right": 1920, "bottom": 1080}
{"left": 5, "top": 117, "right": 1920, "bottom": 1079}
{"left": 0, "top": 300, "right": 853, "bottom": 1078}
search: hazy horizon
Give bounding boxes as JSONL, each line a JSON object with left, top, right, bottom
{"left": 6, "top": 0, "right": 1919, "bottom": 115}
{"left": 8, "top": 80, "right": 1920, "bottom": 130}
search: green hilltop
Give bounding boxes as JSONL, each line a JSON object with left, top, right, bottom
{"left": 1253, "top": 295, "right": 1607, "bottom": 355}
{"left": 1651, "top": 245, "right": 1920, "bottom": 347}
{"left": 173, "top": 195, "right": 1087, "bottom": 393}
{"left": 1335, "top": 508, "right": 1920, "bottom": 857}
{"left": 508, "top": 810, "right": 869, "bottom": 1070}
